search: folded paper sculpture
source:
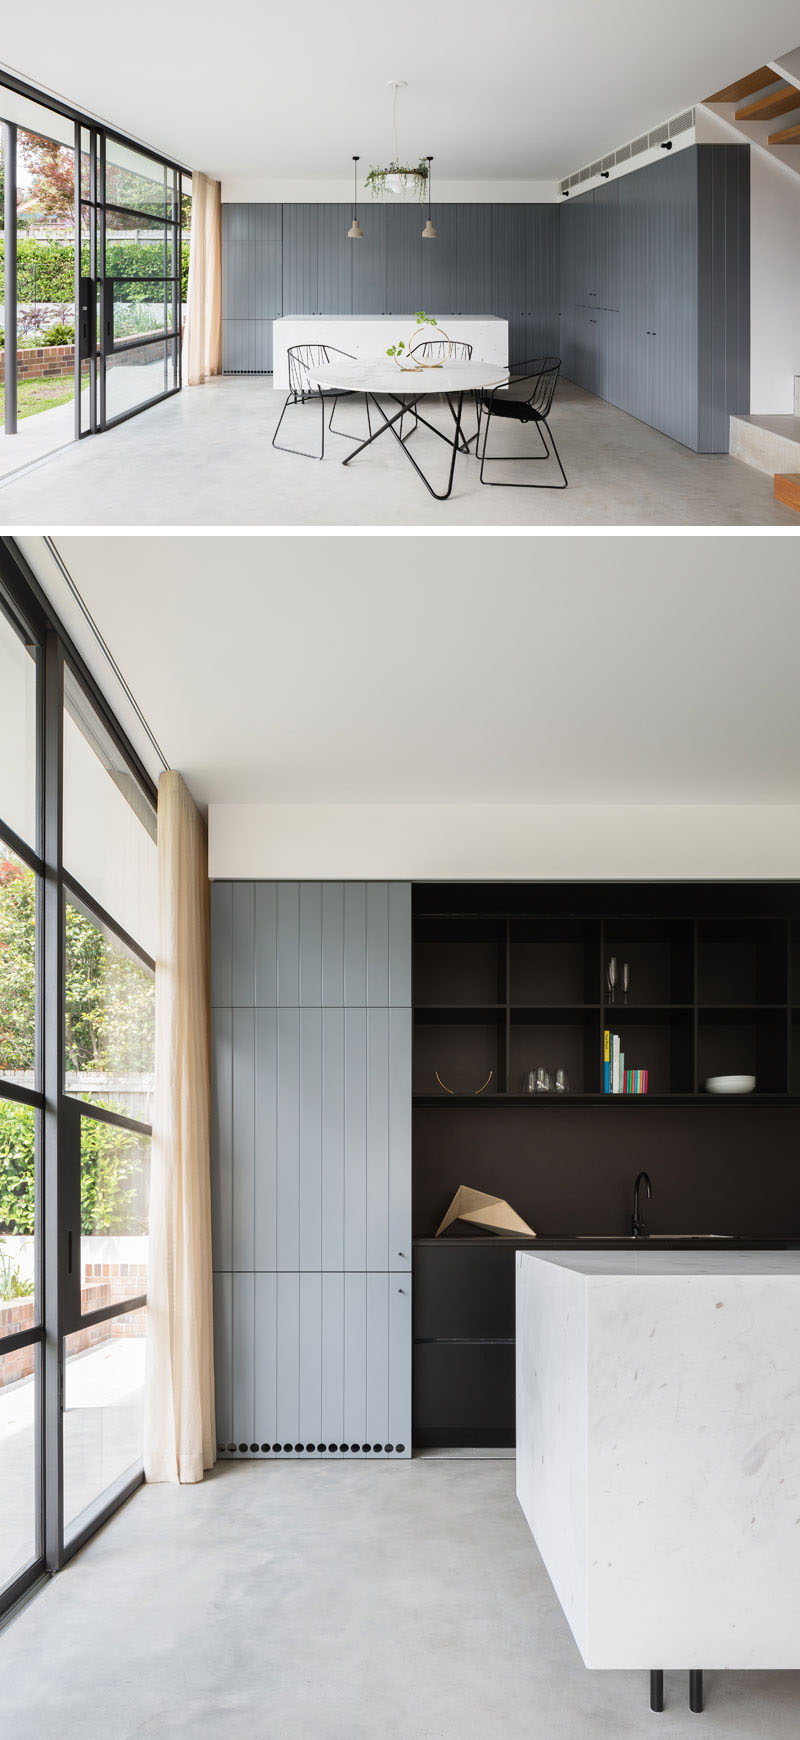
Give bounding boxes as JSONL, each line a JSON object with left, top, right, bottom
{"left": 436, "top": 1185, "right": 536, "bottom": 1239}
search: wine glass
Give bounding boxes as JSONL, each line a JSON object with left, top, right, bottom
{"left": 622, "top": 962, "right": 630, "bottom": 1006}
{"left": 607, "top": 957, "right": 618, "bottom": 1004}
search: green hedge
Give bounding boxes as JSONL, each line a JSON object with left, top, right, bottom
{"left": 0, "top": 238, "right": 190, "bottom": 304}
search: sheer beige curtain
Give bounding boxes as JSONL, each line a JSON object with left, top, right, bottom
{"left": 184, "top": 171, "right": 223, "bottom": 386}
{"left": 144, "top": 772, "right": 215, "bottom": 1484}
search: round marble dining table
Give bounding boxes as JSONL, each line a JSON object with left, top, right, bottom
{"left": 310, "top": 358, "right": 510, "bottom": 500}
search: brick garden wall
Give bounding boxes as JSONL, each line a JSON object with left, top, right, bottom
{"left": 0, "top": 1263, "right": 146, "bottom": 1390}
{"left": 0, "top": 342, "right": 174, "bottom": 383}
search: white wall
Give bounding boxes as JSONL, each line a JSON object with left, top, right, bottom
{"left": 696, "top": 105, "right": 800, "bottom": 414}
{"left": 208, "top": 804, "right": 800, "bottom": 882}
{"left": 221, "top": 177, "right": 558, "bottom": 204}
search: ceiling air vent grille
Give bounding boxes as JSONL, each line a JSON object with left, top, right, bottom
{"left": 561, "top": 107, "right": 696, "bottom": 195}
{"left": 615, "top": 143, "right": 631, "bottom": 163}
{"left": 631, "top": 133, "right": 650, "bottom": 156}
{"left": 648, "top": 123, "right": 669, "bottom": 147}
{"left": 670, "top": 108, "right": 694, "bottom": 136}
{"left": 601, "top": 154, "right": 615, "bottom": 170}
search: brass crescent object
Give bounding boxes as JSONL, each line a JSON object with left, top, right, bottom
{"left": 434, "top": 1068, "right": 493, "bottom": 1096}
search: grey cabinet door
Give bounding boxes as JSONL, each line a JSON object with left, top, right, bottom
{"left": 593, "top": 180, "right": 620, "bottom": 312}
{"left": 420, "top": 203, "right": 457, "bottom": 316}
{"left": 317, "top": 206, "right": 352, "bottom": 317}
{"left": 282, "top": 205, "right": 319, "bottom": 314}
{"left": 386, "top": 204, "right": 422, "bottom": 316}
{"left": 455, "top": 205, "right": 492, "bottom": 315}
{"left": 222, "top": 203, "right": 282, "bottom": 372}
{"left": 352, "top": 204, "right": 387, "bottom": 314}
{"left": 648, "top": 149, "right": 698, "bottom": 449}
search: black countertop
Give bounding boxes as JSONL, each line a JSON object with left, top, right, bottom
{"left": 413, "top": 1234, "right": 800, "bottom": 1249}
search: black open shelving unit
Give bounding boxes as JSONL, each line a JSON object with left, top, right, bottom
{"left": 413, "top": 903, "right": 799, "bottom": 1103}
{"left": 411, "top": 883, "right": 800, "bottom": 1448}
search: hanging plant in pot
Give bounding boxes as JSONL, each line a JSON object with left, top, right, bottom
{"left": 365, "top": 159, "right": 429, "bottom": 202}
{"left": 387, "top": 311, "right": 452, "bottom": 371}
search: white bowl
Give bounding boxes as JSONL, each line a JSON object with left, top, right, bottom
{"left": 704, "top": 1074, "right": 756, "bottom": 1095}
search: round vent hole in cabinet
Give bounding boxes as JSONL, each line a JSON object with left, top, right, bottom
{"left": 396, "top": 1444, "right": 405, "bottom": 1453}
{"left": 385, "top": 1444, "right": 394, "bottom": 1453}
{"left": 260, "top": 1444, "right": 269, "bottom": 1452}
{"left": 238, "top": 1443, "right": 247, "bottom": 1453}
{"left": 294, "top": 1443, "right": 303, "bottom": 1452}
{"left": 306, "top": 1443, "right": 315, "bottom": 1452}
{"left": 339, "top": 1443, "right": 348, "bottom": 1452}
{"left": 283, "top": 1443, "right": 292, "bottom": 1453}
{"left": 373, "top": 1443, "right": 382, "bottom": 1453}
{"left": 250, "top": 1443, "right": 258, "bottom": 1453}
{"left": 350, "top": 1443, "right": 360, "bottom": 1453}
{"left": 317, "top": 1443, "right": 326, "bottom": 1452}
{"left": 362, "top": 1443, "right": 370, "bottom": 1453}
{"left": 328, "top": 1443, "right": 337, "bottom": 1452}
{"left": 227, "top": 1443, "right": 236, "bottom": 1453}
{"left": 272, "top": 1443, "right": 280, "bottom": 1453}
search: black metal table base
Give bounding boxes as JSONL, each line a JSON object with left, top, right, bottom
{"left": 341, "top": 390, "right": 468, "bottom": 500}
{"left": 649, "top": 1669, "right": 704, "bottom": 1713}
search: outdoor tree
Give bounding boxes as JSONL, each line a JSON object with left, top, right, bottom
{"left": 18, "top": 132, "right": 75, "bottom": 218}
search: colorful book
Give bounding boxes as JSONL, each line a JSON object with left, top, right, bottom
{"left": 603, "top": 1029, "right": 610, "bottom": 1094}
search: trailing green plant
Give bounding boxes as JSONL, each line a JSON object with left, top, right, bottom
{"left": 365, "top": 159, "right": 428, "bottom": 202}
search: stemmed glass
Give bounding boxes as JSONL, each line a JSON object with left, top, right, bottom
{"left": 622, "top": 962, "right": 630, "bottom": 1006}
{"left": 607, "top": 957, "right": 618, "bottom": 1004}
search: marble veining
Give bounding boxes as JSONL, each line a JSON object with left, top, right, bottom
{"left": 516, "top": 1250, "right": 800, "bottom": 1669}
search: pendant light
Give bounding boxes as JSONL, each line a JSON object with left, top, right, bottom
{"left": 421, "top": 155, "right": 437, "bottom": 239}
{"left": 347, "top": 155, "right": 364, "bottom": 239}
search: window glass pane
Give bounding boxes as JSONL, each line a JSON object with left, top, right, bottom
{"left": 0, "top": 1100, "right": 36, "bottom": 1309}
{"left": 105, "top": 337, "right": 171, "bottom": 421}
{"left": 79, "top": 1115, "right": 150, "bottom": 1309}
{"left": 0, "top": 609, "right": 37, "bottom": 849}
{"left": 64, "top": 1305, "right": 145, "bottom": 1531}
{"left": 0, "top": 844, "right": 36, "bottom": 1088}
{"left": 105, "top": 140, "right": 175, "bottom": 219}
{"left": 65, "top": 893, "right": 154, "bottom": 1114}
{"left": 62, "top": 666, "right": 157, "bottom": 958}
{"left": 112, "top": 281, "right": 175, "bottom": 343}
{"left": 0, "top": 1342, "right": 38, "bottom": 1592}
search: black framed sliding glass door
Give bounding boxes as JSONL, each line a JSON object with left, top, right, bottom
{"left": 79, "top": 132, "right": 183, "bottom": 433}
{"left": 1, "top": 70, "right": 187, "bottom": 467}
{"left": 0, "top": 541, "right": 158, "bottom": 1619}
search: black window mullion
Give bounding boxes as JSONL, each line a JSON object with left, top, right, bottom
{"left": 74, "top": 1100, "right": 152, "bottom": 1140}
{"left": 63, "top": 871, "right": 155, "bottom": 972}
{"left": 42, "top": 631, "right": 66, "bottom": 1572}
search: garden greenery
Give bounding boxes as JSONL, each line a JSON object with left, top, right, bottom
{"left": 0, "top": 858, "right": 153, "bottom": 1237}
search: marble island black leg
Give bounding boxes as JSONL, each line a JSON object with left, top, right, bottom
{"left": 650, "top": 1670, "right": 664, "bottom": 1712}
{"left": 689, "top": 1670, "right": 704, "bottom": 1713}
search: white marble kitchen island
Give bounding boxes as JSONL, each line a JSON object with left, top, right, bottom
{"left": 272, "top": 316, "right": 508, "bottom": 389}
{"left": 516, "top": 1249, "right": 800, "bottom": 1703}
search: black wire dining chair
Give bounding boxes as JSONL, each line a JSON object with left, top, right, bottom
{"left": 403, "top": 338, "right": 475, "bottom": 452}
{"left": 477, "top": 356, "right": 567, "bottom": 488}
{"left": 272, "top": 344, "right": 371, "bottom": 460}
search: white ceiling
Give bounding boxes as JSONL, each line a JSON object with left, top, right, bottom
{"left": 1, "top": 1, "right": 798, "bottom": 183}
{"left": 19, "top": 535, "right": 800, "bottom": 810}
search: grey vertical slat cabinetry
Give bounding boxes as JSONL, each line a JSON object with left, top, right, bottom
{"left": 211, "top": 881, "right": 412, "bottom": 1460}
{"left": 560, "top": 145, "right": 748, "bottom": 452}
{"left": 221, "top": 204, "right": 282, "bottom": 372}
{"left": 223, "top": 202, "right": 562, "bottom": 368}
{"left": 697, "top": 144, "right": 750, "bottom": 452}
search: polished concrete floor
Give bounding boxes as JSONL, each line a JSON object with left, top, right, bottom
{"left": 0, "top": 375, "right": 796, "bottom": 527}
{"left": 3, "top": 1457, "right": 799, "bottom": 1738}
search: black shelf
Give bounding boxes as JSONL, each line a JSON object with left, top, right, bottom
{"left": 411, "top": 883, "right": 800, "bottom": 1450}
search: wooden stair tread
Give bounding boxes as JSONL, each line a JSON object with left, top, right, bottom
{"left": 774, "top": 473, "right": 800, "bottom": 513}
{"left": 736, "top": 85, "right": 800, "bottom": 121}
{"left": 769, "top": 121, "right": 800, "bottom": 142}
{"left": 706, "top": 66, "right": 775, "bottom": 103}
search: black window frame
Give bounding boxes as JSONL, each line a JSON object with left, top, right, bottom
{"left": 0, "top": 537, "right": 158, "bottom": 1621}
{"left": 1, "top": 69, "right": 189, "bottom": 447}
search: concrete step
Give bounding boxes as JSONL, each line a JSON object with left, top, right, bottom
{"left": 774, "top": 473, "right": 800, "bottom": 513}
{"left": 729, "top": 412, "right": 800, "bottom": 478}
